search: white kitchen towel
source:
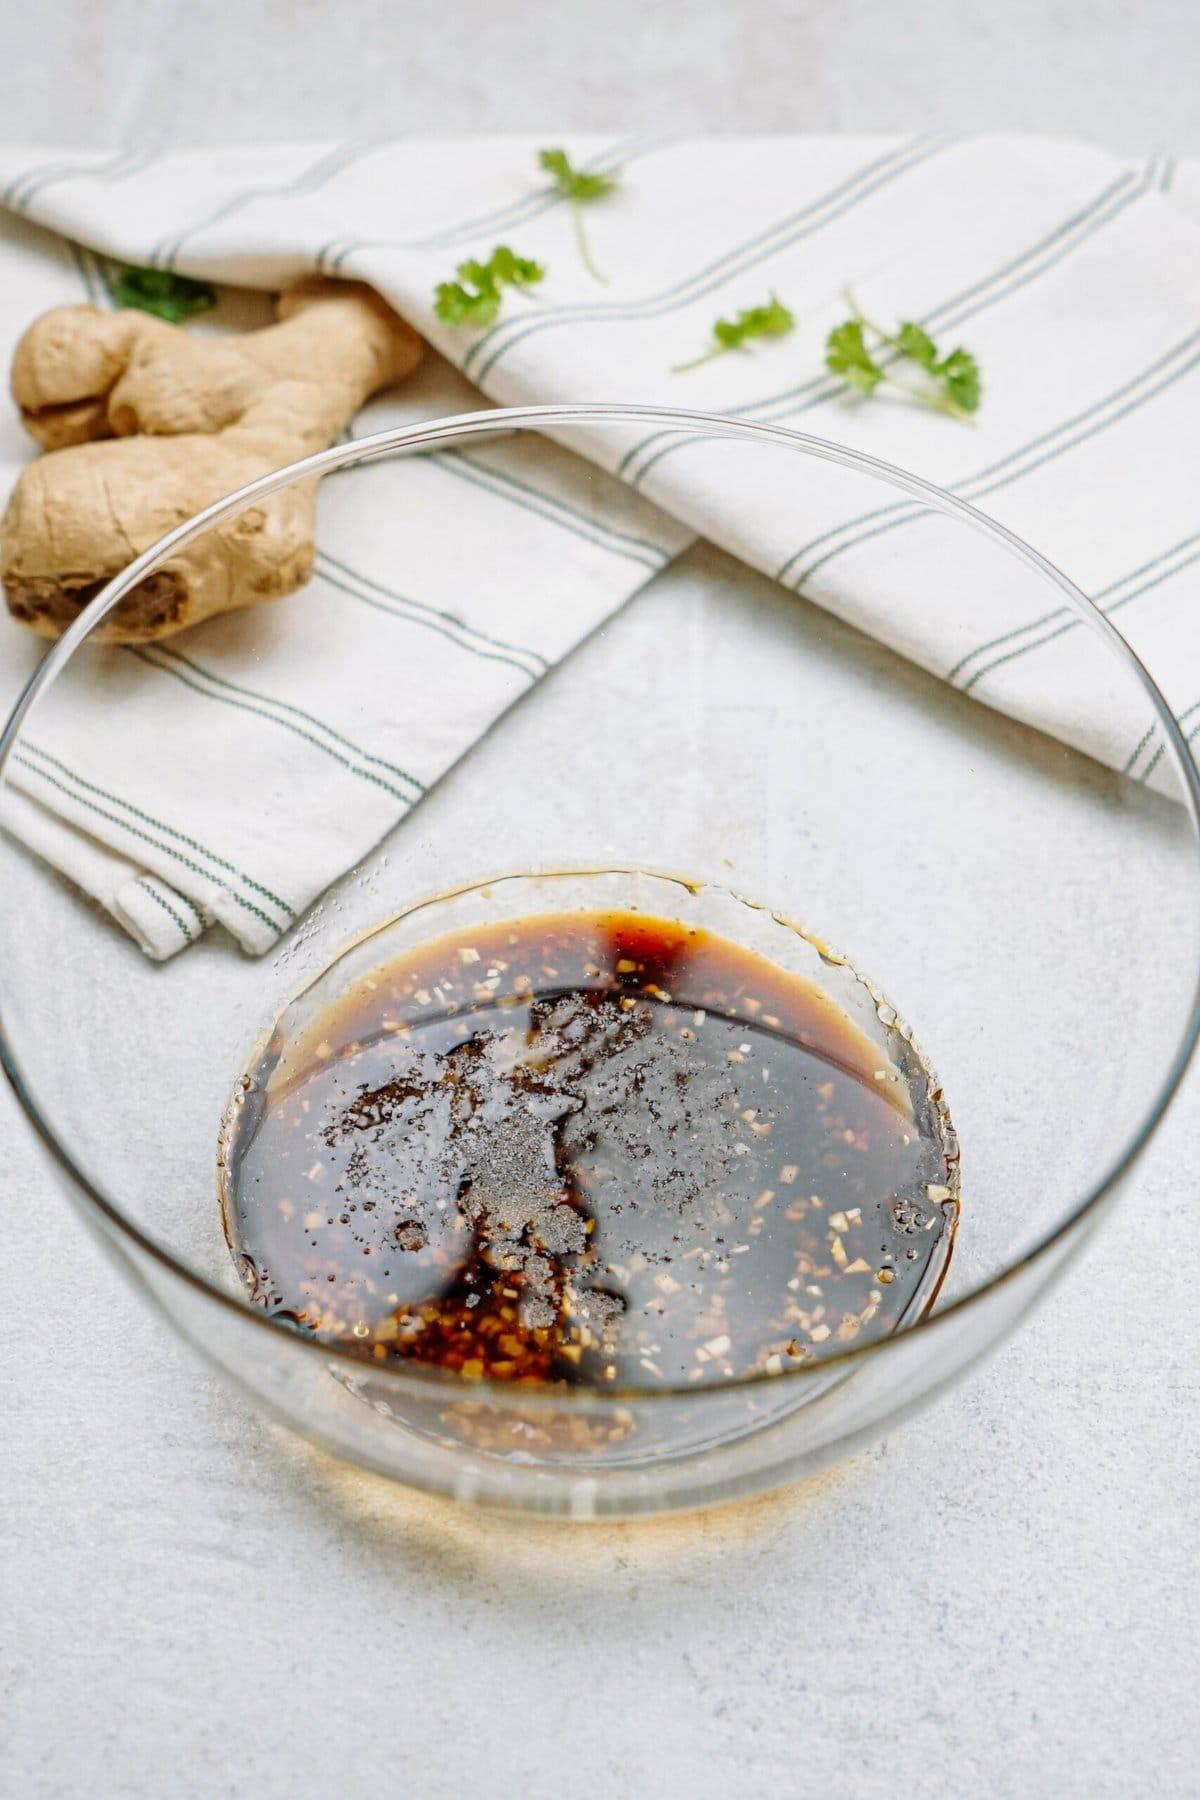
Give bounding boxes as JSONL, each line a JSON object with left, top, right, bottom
{"left": 0, "top": 133, "right": 1197, "bottom": 957}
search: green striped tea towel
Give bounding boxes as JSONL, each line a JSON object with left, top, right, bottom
{"left": 0, "top": 134, "right": 1196, "bottom": 957}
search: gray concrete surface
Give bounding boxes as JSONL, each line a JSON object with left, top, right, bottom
{"left": 11, "top": 0, "right": 1199, "bottom": 155}
{"left": 2, "top": 3, "right": 1199, "bottom": 1796}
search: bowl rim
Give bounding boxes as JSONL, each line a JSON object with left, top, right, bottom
{"left": 4, "top": 399, "right": 1200, "bottom": 1403}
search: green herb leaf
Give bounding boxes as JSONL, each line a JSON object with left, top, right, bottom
{"left": 537, "top": 147, "right": 615, "bottom": 283}
{"left": 894, "top": 321, "right": 938, "bottom": 369}
{"left": 111, "top": 265, "right": 217, "bottom": 324}
{"left": 487, "top": 244, "right": 545, "bottom": 287}
{"left": 826, "top": 292, "right": 982, "bottom": 420}
{"left": 933, "top": 345, "right": 981, "bottom": 415}
{"left": 825, "top": 319, "right": 883, "bottom": 394}
{"left": 538, "top": 148, "right": 615, "bottom": 204}
{"left": 433, "top": 279, "right": 501, "bottom": 327}
{"left": 674, "top": 295, "right": 796, "bottom": 372}
{"left": 433, "top": 244, "right": 545, "bottom": 328}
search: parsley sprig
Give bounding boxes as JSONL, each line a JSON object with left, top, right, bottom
{"left": 826, "top": 290, "right": 981, "bottom": 420}
{"left": 538, "top": 148, "right": 615, "bottom": 284}
{"left": 112, "top": 265, "right": 216, "bottom": 323}
{"left": 673, "top": 296, "right": 795, "bottom": 373}
{"left": 434, "top": 244, "right": 545, "bottom": 327}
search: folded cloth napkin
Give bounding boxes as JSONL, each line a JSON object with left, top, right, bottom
{"left": 0, "top": 133, "right": 1197, "bottom": 958}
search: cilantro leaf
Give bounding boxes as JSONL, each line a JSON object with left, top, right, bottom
{"left": 674, "top": 295, "right": 796, "bottom": 372}
{"left": 933, "top": 346, "right": 981, "bottom": 415}
{"left": 538, "top": 148, "right": 615, "bottom": 203}
{"left": 434, "top": 244, "right": 545, "bottom": 328}
{"left": 433, "top": 279, "right": 501, "bottom": 327}
{"left": 825, "top": 291, "right": 982, "bottom": 420}
{"left": 112, "top": 265, "right": 217, "bottom": 324}
{"left": 537, "top": 147, "right": 615, "bottom": 283}
{"left": 488, "top": 244, "right": 545, "bottom": 287}
{"left": 825, "top": 319, "right": 883, "bottom": 394}
{"left": 895, "top": 321, "right": 938, "bottom": 369}
{"left": 454, "top": 257, "right": 495, "bottom": 291}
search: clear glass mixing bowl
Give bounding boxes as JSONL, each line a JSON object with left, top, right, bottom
{"left": 2, "top": 404, "right": 1198, "bottom": 1518}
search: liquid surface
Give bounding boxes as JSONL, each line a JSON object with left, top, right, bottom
{"left": 222, "top": 911, "right": 957, "bottom": 1388}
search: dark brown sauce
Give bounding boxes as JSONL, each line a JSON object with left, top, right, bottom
{"left": 221, "top": 911, "right": 957, "bottom": 1389}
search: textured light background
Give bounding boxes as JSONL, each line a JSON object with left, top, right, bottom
{"left": 8, "top": 0, "right": 1199, "bottom": 152}
{"left": 2, "top": 3, "right": 1199, "bottom": 1796}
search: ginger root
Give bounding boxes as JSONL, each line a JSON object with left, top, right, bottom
{"left": 1, "top": 278, "right": 423, "bottom": 642}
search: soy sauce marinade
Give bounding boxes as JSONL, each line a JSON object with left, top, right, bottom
{"left": 221, "top": 913, "right": 958, "bottom": 1387}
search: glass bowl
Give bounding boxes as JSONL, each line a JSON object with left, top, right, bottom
{"left": 2, "top": 403, "right": 1198, "bottom": 1520}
